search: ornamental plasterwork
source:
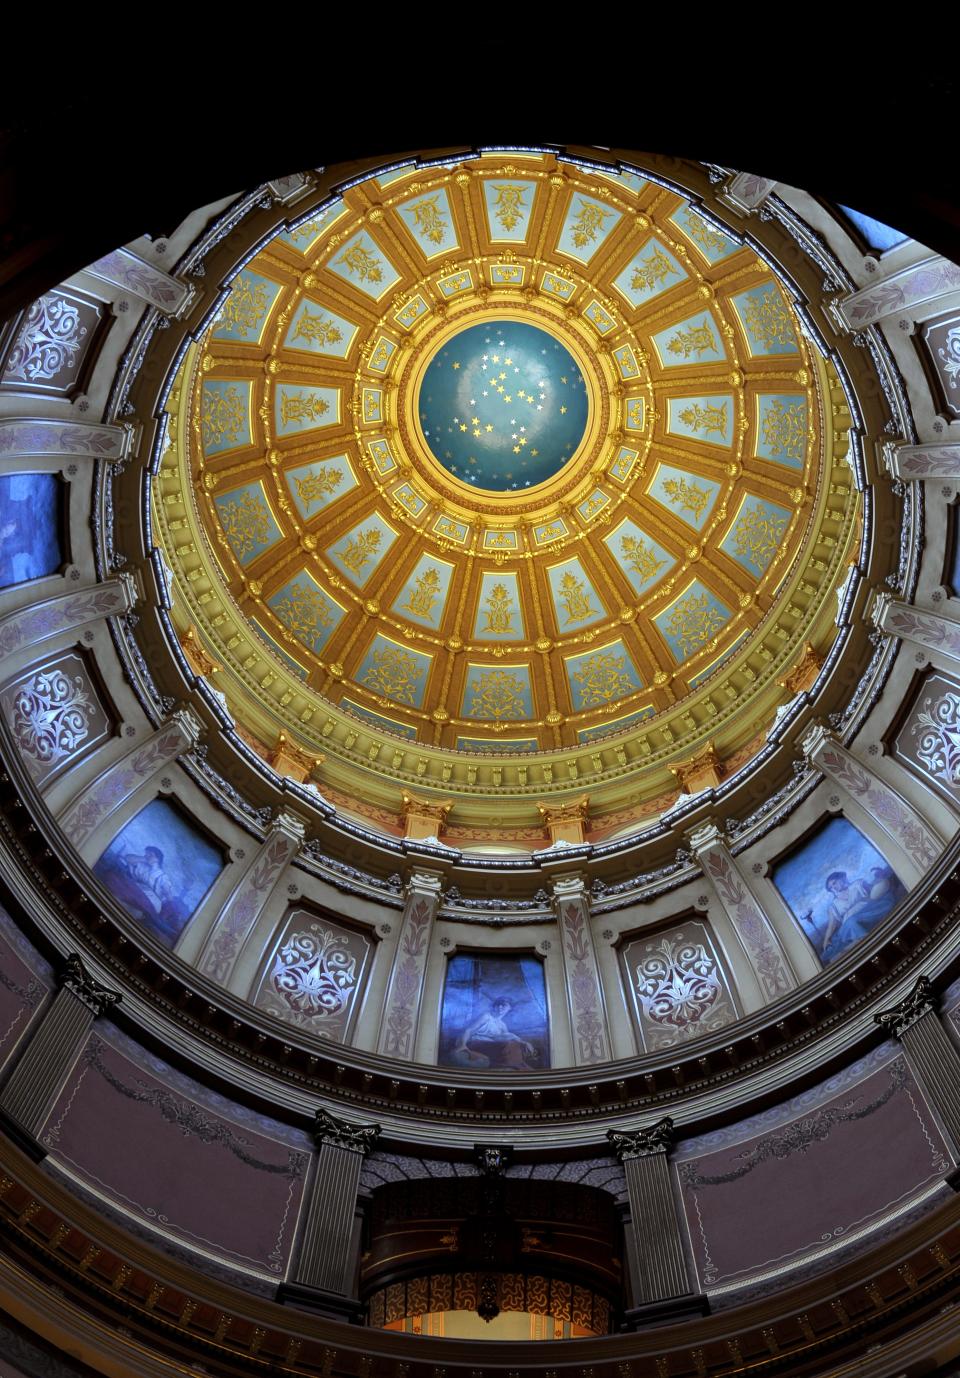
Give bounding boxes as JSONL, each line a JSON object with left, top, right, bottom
{"left": 152, "top": 149, "right": 862, "bottom": 817}
{"left": 11, "top": 668, "right": 95, "bottom": 764}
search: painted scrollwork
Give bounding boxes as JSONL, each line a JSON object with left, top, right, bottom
{"left": 636, "top": 936, "right": 723, "bottom": 1034}
{"left": 267, "top": 923, "right": 358, "bottom": 1025}
{"left": 4, "top": 294, "right": 88, "bottom": 383}
{"left": 912, "top": 689, "right": 960, "bottom": 785}
{"left": 11, "top": 668, "right": 94, "bottom": 764}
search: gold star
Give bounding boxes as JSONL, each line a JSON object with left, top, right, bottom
{"left": 560, "top": 405, "right": 567, "bottom": 414}
{"left": 471, "top": 417, "right": 480, "bottom": 425}
{"left": 492, "top": 354, "right": 500, "bottom": 363}
{"left": 452, "top": 362, "right": 461, "bottom": 370}
{"left": 560, "top": 375, "right": 567, "bottom": 384}
{"left": 513, "top": 445, "right": 521, "bottom": 453}
{"left": 473, "top": 428, "right": 482, "bottom": 437}
{"left": 504, "top": 356, "right": 513, "bottom": 365}
{"left": 499, "top": 372, "right": 506, "bottom": 380}
{"left": 485, "top": 423, "right": 493, "bottom": 432}
{"left": 504, "top": 395, "right": 512, "bottom": 403}
{"left": 517, "top": 390, "right": 526, "bottom": 400}
{"left": 459, "top": 423, "right": 467, "bottom": 432}
{"left": 518, "top": 437, "right": 527, "bottom": 447}
{"left": 531, "top": 448, "right": 539, "bottom": 456}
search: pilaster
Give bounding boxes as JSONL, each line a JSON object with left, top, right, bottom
{"left": 883, "top": 441, "right": 960, "bottom": 482}
{"left": 85, "top": 247, "right": 194, "bottom": 316}
{"left": 377, "top": 868, "right": 444, "bottom": 1060}
{"left": 719, "top": 172, "right": 778, "bottom": 217}
{"left": 0, "top": 576, "right": 136, "bottom": 682}
{"left": 876, "top": 977, "right": 960, "bottom": 1171}
{"left": 872, "top": 593, "right": 960, "bottom": 670}
{"left": 551, "top": 873, "right": 612, "bottom": 1065}
{"left": 834, "top": 255, "right": 960, "bottom": 332}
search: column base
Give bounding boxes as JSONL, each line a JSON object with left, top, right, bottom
{"left": 621, "top": 1293, "right": 710, "bottom": 1329}
{"left": 275, "top": 1282, "right": 365, "bottom": 1323}
{"left": 0, "top": 1107, "right": 47, "bottom": 1163}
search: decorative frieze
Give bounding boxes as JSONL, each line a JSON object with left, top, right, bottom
{"left": 0, "top": 577, "right": 136, "bottom": 666}
{"left": 86, "top": 248, "right": 193, "bottom": 316}
{"left": 835, "top": 255, "right": 960, "bottom": 332}
{"left": 884, "top": 442, "right": 960, "bottom": 481}
{"left": 377, "top": 869, "right": 443, "bottom": 1060}
{"left": 0, "top": 417, "right": 131, "bottom": 462}
{"left": 552, "top": 874, "right": 612, "bottom": 1065}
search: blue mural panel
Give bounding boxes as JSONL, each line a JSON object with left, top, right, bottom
{"left": 613, "top": 238, "right": 686, "bottom": 307}
{"left": 720, "top": 496, "right": 791, "bottom": 576}
{"left": 648, "top": 463, "right": 720, "bottom": 529}
{"left": 439, "top": 953, "right": 549, "bottom": 1071}
{"left": 773, "top": 816, "right": 905, "bottom": 965}
{"left": 93, "top": 798, "right": 223, "bottom": 948}
{"left": 651, "top": 313, "right": 726, "bottom": 367}
{"left": 326, "top": 232, "right": 400, "bottom": 300}
{"left": 731, "top": 285, "right": 799, "bottom": 357}
{"left": 396, "top": 187, "right": 459, "bottom": 257}
{"left": 461, "top": 663, "right": 533, "bottom": 722}
{"left": 667, "top": 395, "right": 734, "bottom": 448}
{"left": 482, "top": 178, "right": 538, "bottom": 242}
{"left": 547, "top": 557, "right": 606, "bottom": 632}
{"left": 274, "top": 385, "right": 340, "bottom": 438}
{"left": 669, "top": 205, "right": 740, "bottom": 264}
{"left": 755, "top": 394, "right": 807, "bottom": 469}
{"left": 283, "top": 301, "right": 359, "bottom": 359}
{"left": 391, "top": 554, "right": 454, "bottom": 631}
{"left": 213, "top": 482, "right": 282, "bottom": 566}
{"left": 211, "top": 272, "right": 282, "bottom": 344}
{"left": 654, "top": 581, "right": 733, "bottom": 664}
{"left": 0, "top": 473, "right": 63, "bottom": 588}
{"left": 277, "top": 201, "right": 346, "bottom": 253}
{"left": 604, "top": 517, "right": 675, "bottom": 596}
{"left": 354, "top": 633, "right": 432, "bottom": 709}
{"left": 556, "top": 194, "right": 622, "bottom": 264}
{"left": 267, "top": 572, "right": 346, "bottom": 655}
{"left": 839, "top": 206, "right": 907, "bottom": 252}
{"left": 565, "top": 640, "right": 643, "bottom": 711}
{"left": 326, "top": 513, "right": 398, "bottom": 589}
{"left": 285, "top": 455, "right": 358, "bottom": 520}
{"left": 472, "top": 570, "right": 525, "bottom": 641}
{"left": 200, "top": 380, "right": 252, "bottom": 456}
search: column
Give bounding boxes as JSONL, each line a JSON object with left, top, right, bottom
{"left": 58, "top": 707, "right": 202, "bottom": 851}
{"left": 377, "top": 868, "right": 443, "bottom": 1060}
{"left": 551, "top": 873, "right": 613, "bottom": 1065}
{"left": 801, "top": 722, "right": 943, "bottom": 875}
{"left": 883, "top": 441, "right": 960, "bottom": 482}
{"left": 189, "top": 810, "right": 307, "bottom": 986}
{"left": 279, "top": 1107, "right": 380, "bottom": 1320}
{"left": 688, "top": 821, "right": 798, "bottom": 1003}
{"left": 0, "top": 955, "right": 119, "bottom": 1160}
{"left": 876, "top": 976, "right": 960, "bottom": 1180}
{"left": 719, "top": 171, "right": 778, "bottom": 216}
{"left": 607, "top": 1117, "right": 707, "bottom": 1326}
{"left": 834, "top": 255, "right": 960, "bottom": 332}
{"left": 873, "top": 591, "right": 960, "bottom": 669}
{"left": 85, "top": 247, "right": 193, "bottom": 316}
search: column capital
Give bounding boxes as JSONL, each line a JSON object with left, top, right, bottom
{"left": 313, "top": 1106, "right": 381, "bottom": 1155}
{"left": 799, "top": 718, "right": 832, "bottom": 760}
{"left": 60, "top": 954, "right": 120, "bottom": 1018}
{"left": 474, "top": 1144, "right": 513, "bottom": 1176}
{"left": 875, "top": 976, "right": 939, "bottom": 1039}
{"left": 404, "top": 866, "right": 445, "bottom": 901}
{"left": 607, "top": 1116, "right": 675, "bottom": 1162}
{"left": 686, "top": 819, "right": 725, "bottom": 855}
{"left": 548, "top": 870, "right": 590, "bottom": 903}
{"left": 168, "top": 706, "right": 204, "bottom": 751}
{"left": 271, "top": 809, "right": 309, "bottom": 846}
{"left": 719, "top": 171, "right": 778, "bottom": 216}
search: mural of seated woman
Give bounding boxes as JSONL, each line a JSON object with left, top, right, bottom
{"left": 99, "top": 845, "right": 190, "bottom": 947}
{"left": 816, "top": 864, "right": 905, "bottom": 964}
{"left": 453, "top": 997, "right": 540, "bottom": 1071}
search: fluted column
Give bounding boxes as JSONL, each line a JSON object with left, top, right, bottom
{"left": 607, "top": 1117, "right": 707, "bottom": 1325}
{"left": 85, "top": 247, "right": 193, "bottom": 316}
{"left": 377, "top": 868, "right": 443, "bottom": 1060}
{"left": 801, "top": 722, "right": 943, "bottom": 876}
{"left": 189, "top": 810, "right": 307, "bottom": 987}
{"left": 833, "top": 255, "right": 960, "bottom": 332}
{"left": 688, "top": 821, "right": 797, "bottom": 1003}
{"left": 58, "top": 707, "right": 202, "bottom": 852}
{"left": 883, "top": 441, "right": 960, "bottom": 482}
{"left": 552, "top": 873, "right": 612, "bottom": 1065}
{"left": 279, "top": 1107, "right": 380, "bottom": 1319}
{"left": 876, "top": 977, "right": 960, "bottom": 1175}
{"left": 873, "top": 592, "right": 960, "bottom": 670}
{"left": 0, "top": 955, "right": 119, "bottom": 1160}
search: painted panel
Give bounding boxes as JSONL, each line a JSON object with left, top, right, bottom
{"left": 437, "top": 267, "right": 473, "bottom": 298}
{"left": 1, "top": 289, "right": 102, "bottom": 395}
{"left": 201, "top": 380, "right": 252, "bottom": 455}
{"left": 267, "top": 571, "right": 347, "bottom": 655}
{"left": 613, "top": 344, "right": 640, "bottom": 380}
{"left": 213, "top": 481, "right": 283, "bottom": 565}
{"left": 669, "top": 204, "right": 740, "bottom": 264}
{"left": 393, "top": 481, "right": 427, "bottom": 517}
{"left": 648, "top": 463, "right": 720, "bottom": 528}
{"left": 461, "top": 663, "right": 534, "bottom": 722}
{"left": 532, "top": 518, "right": 567, "bottom": 545}
{"left": 565, "top": 640, "right": 643, "bottom": 711}
{"left": 577, "top": 489, "right": 609, "bottom": 523}
{"left": 366, "top": 336, "right": 397, "bottom": 373}
{"left": 921, "top": 310, "right": 960, "bottom": 419}
{"left": 540, "top": 270, "right": 576, "bottom": 301}
{"left": 577, "top": 707, "right": 653, "bottom": 743}
{"left": 92, "top": 798, "right": 224, "bottom": 948}
{"left": 720, "top": 495, "right": 791, "bottom": 576}
{"left": 439, "top": 953, "right": 549, "bottom": 1071}
{"left": 583, "top": 300, "right": 616, "bottom": 335}
{"left": 277, "top": 200, "right": 345, "bottom": 252}
{"left": 394, "top": 295, "right": 430, "bottom": 330}
{"left": 482, "top": 529, "right": 519, "bottom": 553}
{"left": 396, "top": 187, "right": 459, "bottom": 257}
{"left": 654, "top": 581, "right": 733, "bottom": 663}
{"left": 456, "top": 736, "right": 539, "bottom": 753}
{"left": 651, "top": 312, "right": 726, "bottom": 367}
{"left": 613, "top": 238, "right": 686, "bottom": 307}
{"left": 1, "top": 651, "right": 113, "bottom": 788}
{"left": 284, "top": 454, "right": 358, "bottom": 520}
{"left": 624, "top": 397, "right": 645, "bottom": 432}
{"left": 892, "top": 670, "right": 960, "bottom": 808}
{"left": 341, "top": 697, "right": 418, "bottom": 740}
{"left": 367, "top": 437, "right": 397, "bottom": 475}
{"left": 0, "top": 473, "right": 63, "bottom": 588}
{"left": 773, "top": 816, "right": 906, "bottom": 964}
{"left": 604, "top": 517, "right": 675, "bottom": 596}
{"left": 325, "top": 231, "right": 400, "bottom": 300}
{"left": 433, "top": 514, "right": 470, "bottom": 543}
{"left": 472, "top": 570, "right": 525, "bottom": 642}
{"left": 482, "top": 178, "right": 538, "bottom": 241}
{"left": 274, "top": 385, "right": 339, "bottom": 437}
{"left": 326, "top": 513, "right": 398, "bottom": 588}
{"left": 556, "top": 194, "right": 622, "bottom": 264}
{"left": 754, "top": 393, "right": 807, "bottom": 469}
{"left": 211, "top": 272, "right": 282, "bottom": 344}
{"left": 391, "top": 553, "right": 455, "bottom": 630}
{"left": 253, "top": 909, "right": 372, "bottom": 1040}
{"left": 622, "top": 921, "right": 737, "bottom": 1052}
{"left": 283, "top": 300, "right": 359, "bottom": 359}
{"left": 489, "top": 262, "right": 525, "bottom": 287}
{"left": 547, "top": 557, "right": 607, "bottom": 632}
{"left": 667, "top": 395, "right": 734, "bottom": 448}
{"left": 608, "top": 444, "right": 639, "bottom": 484}
{"left": 354, "top": 633, "right": 432, "bottom": 709}
{"left": 731, "top": 284, "right": 799, "bottom": 357}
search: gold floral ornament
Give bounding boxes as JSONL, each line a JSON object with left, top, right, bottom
{"left": 402, "top": 567, "right": 443, "bottom": 620}
{"left": 218, "top": 490, "right": 274, "bottom": 560}
{"left": 667, "top": 321, "right": 717, "bottom": 359}
{"left": 218, "top": 275, "right": 269, "bottom": 337}
{"left": 570, "top": 199, "right": 613, "bottom": 248}
{"left": 761, "top": 399, "right": 806, "bottom": 464}
{"left": 731, "top": 505, "right": 788, "bottom": 573}
{"left": 491, "top": 184, "right": 527, "bottom": 231}
{"left": 631, "top": 247, "right": 676, "bottom": 292}
{"left": 681, "top": 210, "right": 730, "bottom": 257}
{"left": 280, "top": 392, "right": 329, "bottom": 426}
{"left": 369, "top": 339, "right": 392, "bottom": 369}
{"left": 743, "top": 287, "right": 797, "bottom": 352}
{"left": 407, "top": 195, "right": 449, "bottom": 245}
{"left": 664, "top": 591, "right": 726, "bottom": 657}
{"left": 573, "top": 652, "right": 636, "bottom": 707}
{"left": 337, "top": 244, "right": 383, "bottom": 282}
{"left": 481, "top": 583, "right": 516, "bottom": 635}
{"left": 339, "top": 528, "right": 382, "bottom": 574}
{"left": 621, "top": 535, "right": 667, "bottom": 582}
{"left": 558, "top": 571, "right": 596, "bottom": 625}
{"left": 678, "top": 401, "right": 728, "bottom": 438}
{"left": 291, "top": 308, "right": 343, "bottom": 348}
{"left": 201, "top": 385, "right": 246, "bottom": 450}
{"left": 272, "top": 584, "right": 333, "bottom": 650}
{"left": 468, "top": 670, "right": 527, "bottom": 721}
{"left": 361, "top": 646, "right": 424, "bottom": 704}
{"left": 295, "top": 466, "right": 343, "bottom": 510}
{"left": 662, "top": 476, "right": 710, "bottom": 522}
{"left": 627, "top": 401, "right": 644, "bottom": 427}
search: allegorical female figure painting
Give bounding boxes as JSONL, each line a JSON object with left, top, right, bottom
{"left": 773, "top": 816, "right": 906, "bottom": 965}
{"left": 439, "top": 954, "right": 550, "bottom": 1070}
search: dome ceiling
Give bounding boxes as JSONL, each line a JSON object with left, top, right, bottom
{"left": 155, "top": 151, "right": 860, "bottom": 827}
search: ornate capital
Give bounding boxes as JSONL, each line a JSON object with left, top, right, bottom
{"left": 799, "top": 718, "right": 832, "bottom": 760}
{"left": 313, "top": 1107, "right": 381, "bottom": 1155}
{"left": 269, "top": 734, "right": 324, "bottom": 785}
{"left": 669, "top": 744, "right": 721, "bottom": 795}
{"left": 777, "top": 643, "right": 824, "bottom": 696}
{"left": 60, "top": 954, "right": 120, "bottom": 1018}
{"left": 875, "top": 976, "right": 939, "bottom": 1039}
{"left": 686, "top": 819, "right": 724, "bottom": 855}
{"left": 474, "top": 1144, "right": 513, "bottom": 1176}
{"left": 607, "top": 1116, "right": 675, "bottom": 1162}
{"left": 405, "top": 867, "right": 445, "bottom": 901}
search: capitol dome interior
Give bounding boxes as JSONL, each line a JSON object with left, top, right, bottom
{"left": 2, "top": 112, "right": 960, "bottom": 1377}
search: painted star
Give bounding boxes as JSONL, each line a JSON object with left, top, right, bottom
{"left": 471, "top": 417, "right": 480, "bottom": 426}
{"left": 504, "top": 357, "right": 512, "bottom": 365}
{"left": 452, "top": 362, "right": 461, "bottom": 370}
{"left": 513, "top": 445, "right": 521, "bottom": 453}
{"left": 560, "top": 405, "right": 567, "bottom": 414}
{"left": 459, "top": 423, "right": 467, "bottom": 432}
{"left": 485, "top": 423, "right": 493, "bottom": 432}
